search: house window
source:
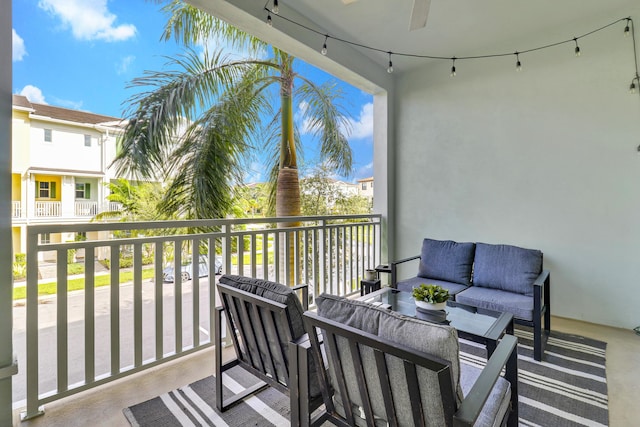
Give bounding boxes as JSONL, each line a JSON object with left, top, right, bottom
{"left": 370, "top": 181, "right": 373, "bottom": 188}
{"left": 44, "top": 129, "right": 52, "bottom": 142}
{"left": 37, "top": 181, "right": 56, "bottom": 198}
{"left": 76, "top": 232, "right": 87, "bottom": 241}
{"left": 361, "top": 182, "right": 367, "bottom": 190}
{"left": 84, "top": 134, "right": 92, "bottom": 147}
{"left": 75, "top": 182, "right": 91, "bottom": 199}
{"left": 40, "top": 233, "right": 51, "bottom": 244}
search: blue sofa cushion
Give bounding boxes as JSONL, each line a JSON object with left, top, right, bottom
{"left": 396, "top": 276, "right": 469, "bottom": 297}
{"left": 472, "top": 243, "right": 542, "bottom": 296}
{"left": 456, "top": 285, "right": 534, "bottom": 321}
{"left": 417, "top": 239, "right": 476, "bottom": 285}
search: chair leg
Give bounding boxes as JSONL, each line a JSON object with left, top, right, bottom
{"left": 533, "top": 314, "right": 543, "bottom": 362}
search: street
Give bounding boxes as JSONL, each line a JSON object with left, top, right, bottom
{"left": 12, "top": 275, "right": 220, "bottom": 406}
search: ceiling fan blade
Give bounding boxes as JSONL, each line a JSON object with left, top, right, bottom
{"left": 409, "top": 0, "right": 431, "bottom": 30}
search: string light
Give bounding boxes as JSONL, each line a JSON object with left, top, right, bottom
{"left": 515, "top": 52, "right": 522, "bottom": 72}
{"left": 631, "top": 74, "right": 639, "bottom": 94}
{"left": 263, "top": 8, "right": 637, "bottom": 85}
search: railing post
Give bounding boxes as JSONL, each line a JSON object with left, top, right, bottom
{"left": 318, "top": 220, "right": 326, "bottom": 295}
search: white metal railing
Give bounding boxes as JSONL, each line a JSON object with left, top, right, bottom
{"left": 34, "top": 201, "right": 61, "bottom": 217}
{"left": 12, "top": 201, "right": 21, "bottom": 217}
{"left": 74, "top": 201, "right": 99, "bottom": 216}
{"left": 21, "top": 214, "right": 382, "bottom": 419}
{"left": 108, "top": 202, "right": 122, "bottom": 212}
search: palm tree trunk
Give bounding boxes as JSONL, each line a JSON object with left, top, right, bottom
{"left": 276, "top": 59, "right": 300, "bottom": 285}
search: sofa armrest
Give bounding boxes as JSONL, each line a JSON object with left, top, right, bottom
{"left": 390, "top": 255, "right": 421, "bottom": 287}
{"left": 292, "top": 283, "right": 310, "bottom": 310}
{"left": 454, "top": 334, "right": 519, "bottom": 427}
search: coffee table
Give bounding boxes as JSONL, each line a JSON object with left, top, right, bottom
{"left": 358, "top": 287, "right": 514, "bottom": 357}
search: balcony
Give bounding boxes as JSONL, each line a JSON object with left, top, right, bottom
{"left": 34, "top": 201, "right": 61, "bottom": 218}
{"left": 12, "top": 201, "right": 21, "bottom": 218}
{"left": 15, "top": 214, "right": 382, "bottom": 421}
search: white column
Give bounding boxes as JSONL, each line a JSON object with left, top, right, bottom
{"left": 0, "top": 0, "right": 16, "bottom": 423}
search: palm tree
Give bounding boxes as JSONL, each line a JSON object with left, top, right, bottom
{"left": 114, "top": 1, "right": 353, "bottom": 224}
{"left": 114, "top": 1, "right": 353, "bottom": 284}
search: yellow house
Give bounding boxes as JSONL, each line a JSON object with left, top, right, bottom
{"left": 11, "top": 95, "right": 125, "bottom": 260}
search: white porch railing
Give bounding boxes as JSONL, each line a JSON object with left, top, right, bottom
{"left": 21, "top": 214, "right": 382, "bottom": 419}
{"left": 74, "top": 201, "right": 99, "bottom": 216}
{"left": 12, "top": 201, "right": 21, "bottom": 217}
{"left": 34, "top": 201, "right": 61, "bottom": 217}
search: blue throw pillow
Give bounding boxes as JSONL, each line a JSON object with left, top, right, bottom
{"left": 472, "top": 243, "right": 542, "bottom": 296}
{"left": 417, "top": 239, "right": 475, "bottom": 285}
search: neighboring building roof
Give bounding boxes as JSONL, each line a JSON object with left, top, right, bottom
{"left": 357, "top": 176, "right": 374, "bottom": 182}
{"left": 12, "top": 94, "right": 123, "bottom": 126}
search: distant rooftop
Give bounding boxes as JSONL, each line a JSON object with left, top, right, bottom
{"left": 12, "top": 94, "right": 123, "bottom": 126}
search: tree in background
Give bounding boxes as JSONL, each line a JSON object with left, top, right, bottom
{"left": 113, "top": 1, "right": 353, "bottom": 223}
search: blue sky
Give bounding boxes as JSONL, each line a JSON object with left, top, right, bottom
{"left": 11, "top": 0, "right": 373, "bottom": 183}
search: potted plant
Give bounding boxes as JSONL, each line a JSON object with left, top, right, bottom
{"left": 412, "top": 284, "right": 449, "bottom": 311}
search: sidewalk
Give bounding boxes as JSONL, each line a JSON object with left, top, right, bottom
{"left": 14, "top": 260, "right": 115, "bottom": 287}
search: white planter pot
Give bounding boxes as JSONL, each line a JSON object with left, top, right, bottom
{"left": 415, "top": 300, "right": 446, "bottom": 311}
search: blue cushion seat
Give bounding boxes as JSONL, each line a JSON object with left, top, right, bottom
{"left": 418, "top": 238, "right": 476, "bottom": 285}
{"left": 396, "top": 276, "right": 469, "bottom": 297}
{"left": 472, "top": 243, "right": 542, "bottom": 296}
{"left": 455, "top": 285, "right": 534, "bottom": 321}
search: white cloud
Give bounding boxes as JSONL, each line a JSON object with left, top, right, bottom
{"left": 354, "top": 162, "right": 373, "bottom": 180}
{"left": 19, "top": 85, "right": 46, "bottom": 104}
{"left": 199, "top": 33, "right": 267, "bottom": 61}
{"left": 345, "top": 102, "right": 373, "bottom": 140}
{"left": 117, "top": 55, "right": 135, "bottom": 75}
{"left": 295, "top": 101, "right": 315, "bottom": 135}
{"left": 12, "top": 29, "right": 27, "bottom": 62}
{"left": 38, "top": 0, "right": 136, "bottom": 42}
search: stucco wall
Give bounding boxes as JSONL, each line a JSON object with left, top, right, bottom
{"left": 394, "top": 14, "right": 640, "bottom": 329}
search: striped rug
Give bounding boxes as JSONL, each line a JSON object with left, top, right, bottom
{"left": 123, "top": 327, "right": 607, "bottom": 426}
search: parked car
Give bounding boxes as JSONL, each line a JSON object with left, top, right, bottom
{"left": 163, "top": 255, "right": 223, "bottom": 282}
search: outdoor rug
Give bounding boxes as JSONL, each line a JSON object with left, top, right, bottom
{"left": 123, "top": 327, "right": 608, "bottom": 427}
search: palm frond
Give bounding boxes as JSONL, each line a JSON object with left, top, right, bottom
{"left": 294, "top": 77, "right": 354, "bottom": 177}
{"left": 158, "top": 0, "right": 266, "bottom": 54}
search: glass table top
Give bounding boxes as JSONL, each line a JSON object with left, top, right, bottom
{"left": 359, "top": 288, "right": 511, "bottom": 340}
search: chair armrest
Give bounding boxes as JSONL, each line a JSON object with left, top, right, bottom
{"left": 390, "top": 255, "right": 421, "bottom": 287}
{"left": 292, "top": 283, "right": 310, "bottom": 310}
{"left": 533, "top": 270, "right": 550, "bottom": 287}
{"left": 454, "top": 334, "right": 518, "bottom": 427}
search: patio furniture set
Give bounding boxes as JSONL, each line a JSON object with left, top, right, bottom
{"left": 214, "top": 238, "right": 551, "bottom": 426}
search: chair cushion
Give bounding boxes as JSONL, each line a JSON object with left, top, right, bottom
{"left": 219, "top": 274, "right": 306, "bottom": 338}
{"left": 417, "top": 239, "right": 476, "bottom": 285}
{"left": 456, "top": 286, "right": 534, "bottom": 321}
{"left": 460, "top": 363, "right": 511, "bottom": 427}
{"left": 317, "top": 293, "right": 464, "bottom": 423}
{"left": 472, "top": 243, "right": 542, "bottom": 296}
{"left": 396, "top": 276, "right": 469, "bottom": 297}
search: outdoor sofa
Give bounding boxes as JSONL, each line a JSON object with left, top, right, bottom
{"left": 393, "top": 238, "right": 550, "bottom": 361}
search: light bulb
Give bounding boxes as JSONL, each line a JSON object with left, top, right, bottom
{"left": 267, "top": 14, "right": 272, "bottom": 26}
{"left": 273, "top": 0, "right": 279, "bottom": 14}
{"left": 321, "top": 36, "right": 328, "bottom": 55}
{"left": 575, "top": 46, "right": 581, "bottom": 57}
{"left": 631, "top": 82, "right": 637, "bottom": 94}
{"left": 387, "top": 61, "right": 393, "bottom": 73}
{"left": 450, "top": 66, "right": 456, "bottom": 77}
{"left": 516, "top": 60, "right": 522, "bottom": 72}
{"left": 624, "top": 20, "right": 630, "bottom": 37}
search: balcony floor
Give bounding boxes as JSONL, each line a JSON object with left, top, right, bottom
{"left": 13, "top": 316, "right": 640, "bottom": 427}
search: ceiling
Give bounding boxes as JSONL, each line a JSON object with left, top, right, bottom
{"left": 279, "top": 0, "right": 637, "bottom": 73}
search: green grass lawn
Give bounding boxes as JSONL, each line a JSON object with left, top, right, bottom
{"left": 13, "top": 268, "right": 156, "bottom": 300}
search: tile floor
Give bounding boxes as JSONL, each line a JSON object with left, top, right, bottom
{"left": 12, "top": 316, "right": 640, "bottom": 427}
